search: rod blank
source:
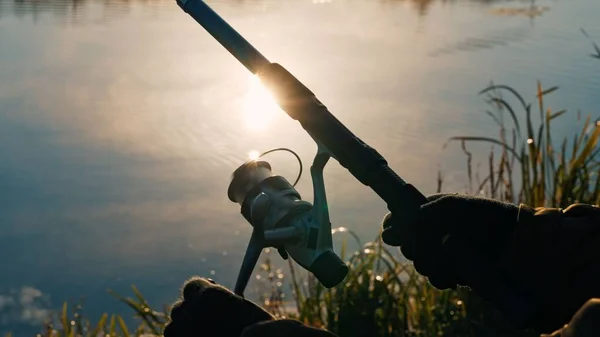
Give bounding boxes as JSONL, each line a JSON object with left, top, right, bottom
{"left": 177, "top": 0, "right": 271, "bottom": 74}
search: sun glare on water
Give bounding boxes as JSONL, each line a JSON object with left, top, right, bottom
{"left": 242, "top": 74, "right": 280, "bottom": 131}
{"left": 248, "top": 150, "right": 260, "bottom": 160}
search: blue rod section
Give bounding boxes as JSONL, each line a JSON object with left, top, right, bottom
{"left": 177, "top": 0, "right": 271, "bottom": 74}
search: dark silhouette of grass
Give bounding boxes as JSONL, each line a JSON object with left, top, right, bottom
{"left": 581, "top": 29, "right": 600, "bottom": 59}
{"left": 441, "top": 81, "right": 599, "bottom": 207}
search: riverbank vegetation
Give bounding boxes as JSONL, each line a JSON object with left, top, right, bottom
{"left": 9, "top": 79, "right": 595, "bottom": 337}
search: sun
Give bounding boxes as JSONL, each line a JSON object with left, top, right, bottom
{"left": 241, "top": 74, "right": 280, "bottom": 131}
{"left": 248, "top": 150, "right": 260, "bottom": 160}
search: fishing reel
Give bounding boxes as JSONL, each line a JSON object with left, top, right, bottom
{"left": 228, "top": 146, "right": 349, "bottom": 296}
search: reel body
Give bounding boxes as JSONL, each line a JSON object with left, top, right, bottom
{"left": 228, "top": 148, "right": 348, "bottom": 296}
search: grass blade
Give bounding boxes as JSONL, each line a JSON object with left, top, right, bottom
{"left": 92, "top": 313, "right": 108, "bottom": 337}
{"left": 445, "top": 136, "right": 522, "bottom": 161}
{"left": 479, "top": 84, "right": 530, "bottom": 113}
{"left": 61, "top": 302, "right": 69, "bottom": 335}
{"left": 109, "top": 314, "right": 116, "bottom": 337}
{"left": 117, "top": 316, "right": 131, "bottom": 337}
{"left": 488, "top": 97, "right": 521, "bottom": 137}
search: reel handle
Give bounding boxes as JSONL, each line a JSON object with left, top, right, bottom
{"left": 233, "top": 227, "right": 264, "bottom": 296}
{"left": 308, "top": 250, "right": 348, "bottom": 288}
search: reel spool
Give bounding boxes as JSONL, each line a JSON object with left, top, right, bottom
{"left": 228, "top": 148, "right": 349, "bottom": 296}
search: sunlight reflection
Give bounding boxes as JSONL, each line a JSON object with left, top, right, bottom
{"left": 248, "top": 150, "right": 260, "bottom": 160}
{"left": 242, "top": 74, "right": 280, "bottom": 132}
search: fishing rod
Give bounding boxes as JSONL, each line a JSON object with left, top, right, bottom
{"left": 175, "top": 0, "right": 535, "bottom": 327}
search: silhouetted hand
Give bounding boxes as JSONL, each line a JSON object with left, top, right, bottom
{"left": 381, "top": 193, "right": 600, "bottom": 333}
{"left": 163, "top": 277, "right": 274, "bottom": 337}
{"left": 163, "top": 277, "right": 339, "bottom": 337}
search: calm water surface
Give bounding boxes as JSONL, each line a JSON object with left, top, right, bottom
{"left": 1, "top": 0, "right": 599, "bottom": 333}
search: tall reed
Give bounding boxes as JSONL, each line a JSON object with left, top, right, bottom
{"left": 443, "top": 82, "right": 599, "bottom": 207}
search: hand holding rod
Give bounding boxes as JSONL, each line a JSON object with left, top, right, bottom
{"left": 176, "top": 0, "right": 537, "bottom": 328}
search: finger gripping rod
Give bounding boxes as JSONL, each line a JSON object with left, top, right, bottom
{"left": 177, "top": 0, "right": 536, "bottom": 327}
{"left": 177, "top": 0, "right": 426, "bottom": 218}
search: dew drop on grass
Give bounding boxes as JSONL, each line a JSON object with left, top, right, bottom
{"left": 210, "top": 270, "right": 216, "bottom": 275}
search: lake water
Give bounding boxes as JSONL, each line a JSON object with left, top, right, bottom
{"left": 1, "top": 0, "right": 599, "bottom": 334}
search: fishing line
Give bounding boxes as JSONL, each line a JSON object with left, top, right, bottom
{"left": 257, "top": 147, "right": 303, "bottom": 187}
